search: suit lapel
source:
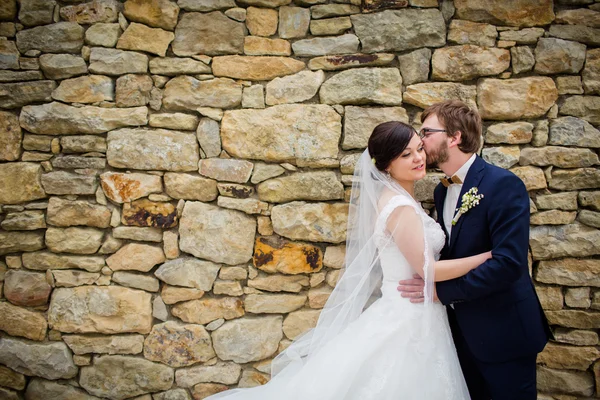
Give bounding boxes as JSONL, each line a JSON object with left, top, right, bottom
{"left": 434, "top": 183, "right": 449, "bottom": 242}
{"left": 449, "top": 156, "right": 486, "bottom": 251}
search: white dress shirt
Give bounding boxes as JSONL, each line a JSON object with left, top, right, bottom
{"left": 443, "top": 154, "right": 477, "bottom": 241}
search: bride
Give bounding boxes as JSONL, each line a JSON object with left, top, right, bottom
{"left": 207, "top": 121, "right": 492, "bottom": 400}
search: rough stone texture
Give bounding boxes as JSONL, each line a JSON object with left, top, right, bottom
{"left": 163, "top": 76, "right": 242, "bottom": 111}
{"left": 16, "top": 22, "right": 84, "bottom": 54}
{"left": 351, "top": 9, "right": 445, "bottom": 53}
{"left": 172, "top": 297, "right": 244, "bottom": 325}
{"left": 18, "top": 0, "right": 56, "bottom": 26}
{"left": 155, "top": 258, "right": 220, "bottom": 291}
{"left": 25, "top": 379, "right": 102, "bottom": 400}
{"left": 106, "top": 243, "right": 165, "bottom": 272}
{"left": 22, "top": 251, "right": 105, "bottom": 272}
{"left": 59, "top": 0, "right": 121, "bottom": 24}
{"left": 549, "top": 24, "right": 600, "bottom": 47}
{"left": 266, "top": 70, "right": 324, "bottom": 105}
{"left": 454, "top": 0, "right": 555, "bottom": 27}
{"left": 0, "top": 364, "right": 25, "bottom": 391}
{"left": 343, "top": 106, "right": 409, "bottom": 149}
{"left": 0, "top": 80, "right": 56, "bottom": 109}
{"left": 88, "top": 48, "right": 148, "bottom": 76}
{"left": 549, "top": 168, "right": 600, "bottom": 190}
{"left": 271, "top": 202, "right": 348, "bottom": 243}
{"left": 123, "top": 0, "right": 180, "bottom": 31}
{"left": 80, "top": 355, "right": 174, "bottom": 400}
{"left": 221, "top": 105, "right": 341, "bottom": 163}
{"left": 257, "top": 171, "right": 343, "bottom": 202}
{"left": 211, "top": 316, "right": 282, "bottom": 363}
{"left": 320, "top": 67, "right": 402, "bottom": 106}
{"left": 172, "top": 11, "right": 244, "bottom": 56}
{"left": 482, "top": 146, "right": 520, "bottom": 169}
{"left": 122, "top": 199, "right": 177, "bottom": 228}
{"left": 115, "top": 74, "right": 153, "bottom": 107}
{"left": 144, "top": 322, "right": 215, "bottom": 367}
{"left": 253, "top": 236, "right": 323, "bottom": 275}
{"left": 49, "top": 286, "right": 152, "bottom": 334}
{"left": 164, "top": 173, "right": 217, "bottom": 202}
{"left": 560, "top": 96, "right": 600, "bottom": 125}
{"left": 309, "top": 53, "right": 395, "bottom": 71}
{"left": 432, "top": 45, "right": 509, "bottom": 81}
{"left": 175, "top": 361, "right": 241, "bottom": 387}
{"left": 47, "top": 197, "right": 111, "bottom": 228}
{"left": 0, "top": 162, "right": 45, "bottom": 205}
{"left": 0, "top": 301, "right": 47, "bottom": 341}
{"left": 39, "top": 54, "right": 88, "bottom": 80}
{"left": 150, "top": 58, "right": 211, "bottom": 76}
{"left": 511, "top": 46, "right": 535, "bottom": 75}
{"left": 20, "top": 102, "right": 148, "bottom": 135}
{"left": 530, "top": 224, "right": 600, "bottom": 260}
{"left": 477, "top": 77, "right": 558, "bottom": 120}
{"left": 117, "top": 23, "right": 174, "bottom": 57}
{"left": 198, "top": 159, "right": 253, "bottom": 184}
{"left": 100, "top": 172, "right": 162, "bottom": 204}
{"left": 51, "top": 75, "right": 114, "bottom": 104}
{"left": 0, "top": 231, "right": 44, "bottom": 255}
{"left": 279, "top": 6, "right": 310, "bottom": 38}
{"left": 179, "top": 202, "right": 256, "bottom": 265}
{"left": 448, "top": 19, "right": 496, "bottom": 47}
{"left": 0, "top": 338, "right": 78, "bottom": 380}
{"left": 403, "top": 82, "right": 477, "bottom": 110}
{"left": 212, "top": 56, "right": 305, "bottom": 81}
{"left": 583, "top": 48, "right": 600, "bottom": 94}
{"left": 63, "top": 334, "right": 144, "bottom": 355}
{"left": 4, "top": 269, "right": 51, "bottom": 307}
{"left": 292, "top": 34, "right": 359, "bottom": 57}
{"left": 245, "top": 293, "right": 306, "bottom": 313}
{"left": 0, "top": 39, "right": 19, "bottom": 70}
{"left": 107, "top": 128, "right": 199, "bottom": 172}
{"left": 549, "top": 116, "right": 600, "bottom": 148}
{"left": 534, "top": 38, "right": 587, "bottom": 75}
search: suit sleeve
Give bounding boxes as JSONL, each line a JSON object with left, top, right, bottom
{"left": 436, "top": 173, "right": 530, "bottom": 305}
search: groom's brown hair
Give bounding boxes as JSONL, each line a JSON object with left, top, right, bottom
{"left": 421, "top": 100, "right": 482, "bottom": 154}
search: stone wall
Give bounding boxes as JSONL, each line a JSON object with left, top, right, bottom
{"left": 0, "top": 0, "right": 599, "bottom": 398}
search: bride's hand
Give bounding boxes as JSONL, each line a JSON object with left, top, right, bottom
{"left": 485, "top": 250, "right": 493, "bottom": 259}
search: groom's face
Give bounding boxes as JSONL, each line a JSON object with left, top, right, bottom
{"left": 420, "top": 114, "right": 449, "bottom": 168}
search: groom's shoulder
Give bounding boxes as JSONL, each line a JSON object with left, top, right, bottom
{"left": 481, "top": 158, "right": 526, "bottom": 190}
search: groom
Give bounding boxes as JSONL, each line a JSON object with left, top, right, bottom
{"left": 398, "top": 100, "right": 551, "bottom": 399}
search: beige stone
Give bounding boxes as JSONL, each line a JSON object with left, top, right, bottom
{"left": 115, "top": 74, "right": 153, "bottom": 107}
{"left": 218, "top": 183, "right": 254, "bottom": 199}
{"left": 161, "top": 285, "right": 205, "bottom": 305}
{"left": 179, "top": 202, "right": 256, "bottom": 265}
{"left": 117, "top": 22, "right": 174, "bottom": 57}
{"left": 51, "top": 270, "right": 101, "bottom": 288}
{"left": 310, "top": 16, "right": 351, "bottom": 36}
{"left": 0, "top": 80, "right": 56, "bottom": 109}
{"left": 583, "top": 48, "right": 600, "bottom": 95}
{"left": 342, "top": 106, "right": 409, "bottom": 149}
{"left": 565, "top": 287, "right": 591, "bottom": 308}
{"left": 271, "top": 202, "right": 349, "bottom": 243}
{"left": 80, "top": 355, "right": 173, "bottom": 400}
{"left": 403, "top": 82, "right": 477, "bottom": 110}
{"left": 47, "top": 197, "right": 111, "bottom": 228}
{"left": 149, "top": 113, "right": 199, "bottom": 131}
{"left": 499, "top": 28, "right": 544, "bottom": 44}
{"left": 49, "top": 286, "right": 152, "bottom": 334}
{"left": 510, "top": 166, "right": 546, "bottom": 190}
{"left": 85, "top": 22, "right": 121, "bottom": 47}
{"left": 265, "top": 70, "right": 324, "bottom": 105}
{"left": 248, "top": 273, "right": 309, "bottom": 293}
{"left": 112, "top": 271, "right": 159, "bottom": 292}
{"left": 198, "top": 158, "right": 254, "bottom": 183}
{"left": 163, "top": 76, "right": 242, "bottom": 111}
{"left": 244, "top": 36, "right": 291, "bottom": 57}
{"left": 22, "top": 251, "right": 105, "bottom": 273}
{"left": 211, "top": 316, "right": 282, "bottom": 363}
{"left": 175, "top": 361, "right": 241, "bottom": 387}
{"left": 530, "top": 210, "right": 577, "bottom": 225}
{"left": 88, "top": 48, "right": 148, "bottom": 76}
{"left": 530, "top": 224, "right": 600, "bottom": 260}
{"left": 447, "top": 19, "right": 496, "bottom": 47}
{"left": 580, "top": 191, "right": 600, "bottom": 211}
{"left": 42, "top": 171, "right": 98, "bottom": 195}
{"left": 172, "top": 297, "right": 244, "bottom": 325}
{"left": 217, "top": 197, "right": 268, "bottom": 215}
{"left": 238, "top": 0, "right": 291, "bottom": 6}
{"left": 278, "top": 6, "right": 309, "bottom": 39}
{"left": 245, "top": 7, "right": 277, "bottom": 37}
{"left": 123, "top": 0, "right": 179, "bottom": 31}
{"left": 534, "top": 38, "right": 587, "bottom": 75}
{"left": 155, "top": 258, "right": 220, "bottom": 291}
{"left": 556, "top": 76, "right": 584, "bottom": 95}
{"left": 106, "top": 243, "right": 165, "bottom": 272}
{"left": 554, "top": 328, "right": 599, "bottom": 346}
{"left": 0, "top": 301, "right": 47, "bottom": 341}
{"left": 432, "top": 45, "right": 509, "bottom": 81}
{"left": 17, "top": 0, "right": 56, "bottom": 26}
{"left": 292, "top": 34, "right": 359, "bottom": 57}
{"left": 173, "top": 11, "right": 244, "bottom": 56}
{"left": 257, "top": 171, "right": 343, "bottom": 203}
{"left": 320, "top": 67, "right": 402, "bottom": 106}
{"left": 1, "top": 210, "right": 46, "bottom": 231}
{"left": 163, "top": 173, "right": 217, "bottom": 202}
{"left": 51, "top": 75, "right": 113, "bottom": 104}
{"left": 549, "top": 168, "right": 600, "bottom": 191}
{"left": 477, "top": 77, "right": 558, "bottom": 120}
{"left": 245, "top": 293, "right": 306, "bottom": 313}
{"left": 221, "top": 105, "right": 341, "bottom": 163}
{"left": 112, "top": 226, "right": 163, "bottom": 242}
{"left": 100, "top": 172, "right": 162, "bottom": 204}
{"left": 559, "top": 96, "right": 600, "bottom": 125}
{"left": 39, "top": 54, "right": 87, "bottom": 80}
{"left": 556, "top": 8, "right": 600, "bottom": 28}
{"left": 20, "top": 102, "right": 148, "bottom": 135}
{"left": 251, "top": 163, "right": 285, "bottom": 184}
{"left": 282, "top": 309, "right": 320, "bottom": 340}
{"left": 144, "top": 322, "right": 215, "bottom": 367}
{"left": 212, "top": 55, "right": 305, "bottom": 81}
{"left": 535, "top": 192, "right": 578, "bottom": 211}
{"left": 521, "top": 147, "right": 598, "bottom": 168}
{"left": 191, "top": 383, "right": 228, "bottom": 399}
{"left": 511, "top": 46, "right": 535, "bottom": 74}
{"left": 0, "top": 111, "right": 21, "bottom": 161}
{"left": 61, "top": 136, "right": 107, "bottom": 154}
{"left": 63, "top": 334, "right": 144, "bottom": 355}
{"left": 454, "top": 0, "right": 554, "bottom": 27}
{"left": 45, "top": 227, "right": 104, "bottom": 255}
{"left": 178, "top": 0, "right": 236, "bottom": 12}
{"left": 537, "top": 366, "right": 594, "bottom": 397}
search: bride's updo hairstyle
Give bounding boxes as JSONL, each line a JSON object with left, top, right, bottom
{"left": 368, "top": 121, "right": 416, "bottom": 172}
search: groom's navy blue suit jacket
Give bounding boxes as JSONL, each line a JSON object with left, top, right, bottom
{"left": 435, "top": 155, "right": 551, "bottom": 363}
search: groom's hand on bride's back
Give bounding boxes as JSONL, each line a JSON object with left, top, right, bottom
{"left": 397, "top": 274, "right": 439, "bottom": 303}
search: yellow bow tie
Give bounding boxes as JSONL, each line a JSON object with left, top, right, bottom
{"left": 440, "top": 175, "right": 463, "bottom": 187}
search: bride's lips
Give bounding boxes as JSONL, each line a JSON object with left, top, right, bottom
{"left": 413, "top": 164, "right": 424, "bottom": 170}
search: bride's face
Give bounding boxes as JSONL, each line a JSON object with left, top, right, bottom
{"left": 386, "top": 134, "right": 426, "bottom": 183}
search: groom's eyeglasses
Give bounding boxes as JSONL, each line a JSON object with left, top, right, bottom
{"left": 418, "top": 128, "right": 446, "bottom": 139}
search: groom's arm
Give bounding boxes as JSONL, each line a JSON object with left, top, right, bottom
{"left": 436, "top": 173, "right": 530, "bottom": 305}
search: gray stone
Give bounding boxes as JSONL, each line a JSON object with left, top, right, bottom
{"left": 25, "top": 379, "right": 101, "bottom": 400}
{"left": 175, "top": 361, "right": 241, "bottom": 387}
{"left": 221, "top": 105, "right": 341, "bottom": 163}
{"left": 342, "top": 106, "right": 409, "bottom": 149}
{"left": 155, "top": 258, "right": 220, "bottom": 291}
{"left": 45, "top": 227, "right": 104, "bottom": 255}
{"left": 279, "top": 6, "right": 310, "bottom": 39}
{"left": 266, "top": 70, "right": 324, "bottom": 105}
{"left": 150, "top": 57, "right": 210, "bottom": 76}
{"left": 549, "top": 168, "right": 600, "bottom": 190}
{"left": 0, "top": 70, "right": 44, "bottom": 82}
{"left": 257, "top": 171, "right": 343, "bottom": 202}
{"left": 0, "top": 338, "right": 77, "bottom": 380}
{"left": 520, "top": 147, "right": 599, "bottom": 168}
{"left": 0, "top": 38, "right": 18, "bottom": 69}
{"left": 20, "top": 102, "right": 148, "bottom": 135}
{"left": 1, "top": 210, "right": 45, "bottom": 231}
{"left": 530, "top": 224, "right": 600, "bottom": 260}
{"left": 39, "top": 54, "right": 87, "bottom": 80}
{"left": 499, "top": 27, "right": 545, "bottom": 44}
{"left": 320, "top": 67, "right": 402, "bottom": 105}
{"left": 0, "top": 231, "right": 44, "bottom": 256}
{"left": 579, "top": 209, "right": 600, "bottom": 228}
{"left": 61, "top": 136, "right": 107, "bottom": 154}
{"left": 22, "top": 251, "right": 105, "bottom": 272}
{"left": 398, "top": 48, "right": 431, "bottom": 85}
{"left": 482, "top": 146, "right": 520, "bottom": 169}
{"left": 172, "top": 11, "right": 244, "bottom": 56}
{"left": 308, "top": 53, "right": 395, "bottom": 71}
{"left": 560, "top": 95, "right": 600, "bottom": 125}
{"left": 549, "top": 24, "right": 600, "bottom": 47}
{"left": 80, "top": 355, "right": 173, "bottom": 400}
{"left": 549, "top": 116, "right": 600, "bottom": 148}
{"left": 454, "top": 0, "right": 554, "bottom": 27}
{"left": 163, "top": 76, "right": 242, "bottom": 111}
{"left": 0, "top": 80, "right": 55, "bottom": 109}
{"left": 583, "top": 48, "right": 600, "bottom": 95}
{"left": 41, "top": 171, "right": 98, "bottom": 195}
{"left": 292, "top": 34, "right": 359, "bottom": 57}
{"left": 311, "top": 4, "right": 360, "bottom": 19}
{"left": 211, "top": 316, "right": 283, "bottom": 363}
{"left": 178, "top": 0, "right": 236, "bottom": 12}
{"left": 511, "top": 46, "right": 535, "bottom": 74}
{"left": 18, "top": 0, "right": 56, "bottom": 26}
{"left": 4, "top": 269, "right": 50, "bottom": 307}
{"left": 197, "top": 118, "right": 221, "bottom": 158}
{"left": 85, "top": 23, "right": 121, "bottom": 47}
{"left": 88, "top": 48, "right": 148, "bottom": 76}
{"left": 107, "top": 128, "right": 199, "bottom": 172}
{"left": 112, "top": 271, "right": 159, "bottom": 292}
{"left": 180, "top": 202, "right": 256, "bottom": 265}
{"left": 403, "top": 82, "right": 477, "bottom": 110}
{"left": 16, "top": 22, "right": 84, "bottom": 54}
{"left": 534, "top": 38, "right": 587, "bottom": 75}
{"left": 351, "top": 9, "right": 445, "bottom": 53}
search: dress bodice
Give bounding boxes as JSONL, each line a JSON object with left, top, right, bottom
{"left": 374, "top": 195, "right": 446, "bottom": 288}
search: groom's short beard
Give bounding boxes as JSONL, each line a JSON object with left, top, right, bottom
{"left": 426, "top": 141, "right": 449, "bottom": 168}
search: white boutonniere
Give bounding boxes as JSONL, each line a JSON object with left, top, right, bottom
{"left": 452, "top": 187, "right": 484, "bottom": 226}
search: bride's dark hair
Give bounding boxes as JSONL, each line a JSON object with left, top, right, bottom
{"left": 368, "top": 121, "right": 416, "bottom": 171}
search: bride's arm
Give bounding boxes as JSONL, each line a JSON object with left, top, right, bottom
{"left": 386, "top": 206, "right": 491, "bottom": 282}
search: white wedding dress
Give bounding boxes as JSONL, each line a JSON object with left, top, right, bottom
{"left": 207, "top": 195, "right": 471, "bottom": 400}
